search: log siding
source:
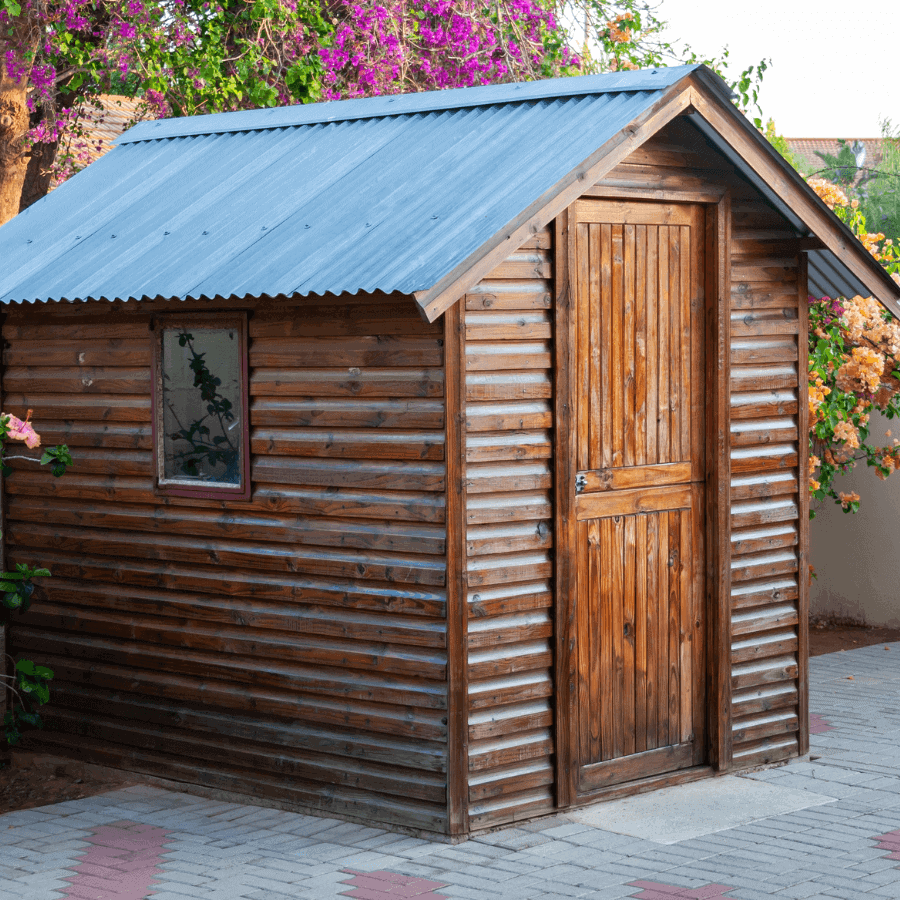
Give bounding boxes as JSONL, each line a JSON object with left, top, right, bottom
{"left": 462, "top": 230, "right": 556, "bottom": 829}
{"left": 4, "top": 294, "right": 451, "bottom": 832}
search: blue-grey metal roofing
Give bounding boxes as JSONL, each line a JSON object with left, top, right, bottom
{"left": 0, "top": 66, "right": 701, "bottom": 306}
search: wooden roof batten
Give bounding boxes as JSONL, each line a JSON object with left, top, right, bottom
{"left": 418, "top": 68, "right": 900, "bottom": 324}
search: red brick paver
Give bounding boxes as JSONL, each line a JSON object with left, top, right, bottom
{"left": 61, "top": 820, "right": 172, "bottom": 900}
{"left": 871, "top": 829, "right": 900, "bottom": 861}
{"left": 340, "top": 868, "right": 449, "bottom": 898}
{"left": 809, "top": 713, "right": 835, "bottom": 734}
{"left": 627, "top": 881, "right": 739, "bottom": 899}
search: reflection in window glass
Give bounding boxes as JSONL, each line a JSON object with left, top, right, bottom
{"left": 161, "top": 327, "right": 243, "bottom": 487}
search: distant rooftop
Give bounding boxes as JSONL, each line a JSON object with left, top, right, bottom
{"left": 77, "top": 95, "right": 146, "bottom": 166}
{"left": 786, "top": 138, "right": 883, "bottom": 175}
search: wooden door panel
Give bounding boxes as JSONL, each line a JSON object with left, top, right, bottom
{"left": 572, "top": 199, "right": 706, "bottom": 797}
{"left": 576, "top": 210, "right": 705, "bottom": 488}
{"left": 576, "top": 488, "right": 702, "bottom": 778}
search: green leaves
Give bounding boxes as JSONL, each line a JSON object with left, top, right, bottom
{"left": 731, "top": 59, "right": 769, "bottom": 130}
{"left": 15, "top": 659, "right": 54, "bottom": 704}
{"left": 40, "top": 444, "right": 72, "bottom": 478}
{"left": 0, "top": 563, "right": 51, "bottom": 620}
{"left": 3, "top": 658, "right": 54, "bottom": 748}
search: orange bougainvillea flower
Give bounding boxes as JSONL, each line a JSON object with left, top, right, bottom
{"left": 833, "top": 419, "right": 860, "bottom": 449}
{"left": 807, "top": 176, "right": 849, "bottom": 210}
{"left": 836, "top": 346, "right": 885, "bottom": 395}
{"left": 3, "top": 410, "right": 41, "bottom": 449}
{"left": 839, "top": 491, "right": 861, "bottom": 509}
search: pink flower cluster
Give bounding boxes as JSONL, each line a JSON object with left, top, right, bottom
{"left": 319, "top": 0, "right": 578, "bottom": 100}
{"left": 810, "top": 294, "right": 846, "bottom": 328}
{"left": 2, "top": 0, "right": 580, "bottom": 189}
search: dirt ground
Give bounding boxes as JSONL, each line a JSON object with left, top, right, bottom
{"left": 0, "top": 752, "right": 134, "bottom": 815}
{"left": 809, "top": 620, "right": 900, "bottom": 656}
{"left": 2, "top": 623, "right": 900, "bottom": 816}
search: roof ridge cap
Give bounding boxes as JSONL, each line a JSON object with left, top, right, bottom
{"left": 117, "top": 65, "right": 703, "bottom": 145}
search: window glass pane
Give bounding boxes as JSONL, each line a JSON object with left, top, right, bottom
{"left": 161, "top": 326, "right": 243, "bottom": 486}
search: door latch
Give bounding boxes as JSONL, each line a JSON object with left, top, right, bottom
{"left": 575, "top": 473, "right": 587, "bottom": 494}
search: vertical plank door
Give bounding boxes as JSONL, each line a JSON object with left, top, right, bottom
{"left": 572, "top": 199, "right": 707, "bottom": 795}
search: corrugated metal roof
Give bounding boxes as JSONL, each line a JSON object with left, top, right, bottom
{"left": 1, "top": 63, "right": 896, "bottom": 315}
{"left": 0, "top": 67, "right": 701, "bottom": 306}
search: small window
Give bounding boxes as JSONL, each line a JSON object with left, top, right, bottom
{"left": 153, "top": 313, "right": 250, "bottom": 499}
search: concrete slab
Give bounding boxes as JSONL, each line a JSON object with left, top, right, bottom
{"left": 568, "top": 775, "right": 838, "bottom": 844}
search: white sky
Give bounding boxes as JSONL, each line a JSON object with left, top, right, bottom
{"left": 656, "top": 0, "right": 898, "bottom": 137}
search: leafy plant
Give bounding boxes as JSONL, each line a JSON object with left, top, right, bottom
{"left": 0, "top": 564, "right": 52, "bottom": 620}
{"left": 0, "top": 412, "right": 70, "bottom": 749}
{"left": 3, "top": 659, "right": 53, "bottom": 747}
{"left": 804, "top": 172, "right": 900, "bottom": 516}
{"left": 808, "top": 295, "right": 900, "bottom": 516}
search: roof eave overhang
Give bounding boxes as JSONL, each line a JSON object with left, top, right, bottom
{"left": 416, "top": 67, "right": 900, "bottom": 324}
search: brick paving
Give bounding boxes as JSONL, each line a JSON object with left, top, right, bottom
{"left": 60, "top": 821, "right": 172, "bottom": 899}
{"left": 4, "top": 643, "right": 900, "bottom": 899}
{"left": 808, "top": 714, "right": 835, "bottom": 735}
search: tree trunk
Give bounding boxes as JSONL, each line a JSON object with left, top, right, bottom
{"left": 19, "top": 134, "right": 58, "bottom": 213}
{"left": 0, "top": 64, "right": 33, "bottom": 227}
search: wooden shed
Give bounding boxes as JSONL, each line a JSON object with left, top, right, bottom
{"left": 1, "top": 64, "right": 898, "bottom": 838}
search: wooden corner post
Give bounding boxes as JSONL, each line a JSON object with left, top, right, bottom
{"left": 444, "top": 301, "right": 469, "bottom": 835}
{"left": 797, "top": 254, "right": 811, "bottom": 757}
{"left": 553, "top": 208, "right": 578, "bottom": 809}
{"left": 705, "top": 193, "right": 732, "bottom": 771}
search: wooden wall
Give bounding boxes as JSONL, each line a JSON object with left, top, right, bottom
{"left": 460, "top": 228, "right": 557, "bottom": 829}
{"left": 593, "top": 115, "right": 807, "bottom": 774}
{"left": 728, "top": 187, "right": 806, "bottom": 769}
{"left": 2, "top": 113, "right": 810, "bottom": 835}
{"left": 3, "top": 293, "right": 452, "bottom": 832}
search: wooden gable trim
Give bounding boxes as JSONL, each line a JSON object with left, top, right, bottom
{"left": 683, "top": 76, "right": 900, "bottom": 317}
{"left": 414, "top": 80, "right": 697, "bottom": 323}
{"left": 417, "top": 71, "right": 899, "bottom": 326}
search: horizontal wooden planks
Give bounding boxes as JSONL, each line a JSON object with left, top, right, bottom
{"left": 726, "top": 188, "right": 803, "bottom": 768}
{"left": 462, "top": 230, "right": 556, "bottom": 829}
{"left": 3, "top": 293, "right": 452, "bottom": 833}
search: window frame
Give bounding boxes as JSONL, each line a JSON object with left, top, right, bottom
{"left": 152, "top": 311, "right": 251, "bottom": 501}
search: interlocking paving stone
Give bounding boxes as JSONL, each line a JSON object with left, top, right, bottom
{"left": 6, "top": 643, "right": 900, "bottom": 898}
{"left": 625, "top": 883, "right": 740, "bottom": 899}
{"left": 59, "top": 820, "right": 172, "bottom": 900}
{"left": 338, "top": 868, "right": 448, "bottom": 898}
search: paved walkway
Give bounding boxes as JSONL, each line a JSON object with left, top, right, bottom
{"left": 3, "top": 644, "right": 900, "bottom": 900}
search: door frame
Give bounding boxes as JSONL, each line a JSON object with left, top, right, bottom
{"left": 553, "top": 189, "right": 733, "bottom": 809}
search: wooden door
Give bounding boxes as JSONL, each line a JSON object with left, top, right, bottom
{"left": 572, "top": 199, "right": 707, "bottom": 795}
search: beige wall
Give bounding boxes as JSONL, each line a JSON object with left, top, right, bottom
{"left": 810, "top": 410, "right": 900, "bottom": 626}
